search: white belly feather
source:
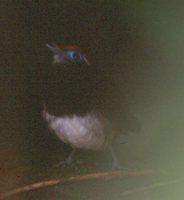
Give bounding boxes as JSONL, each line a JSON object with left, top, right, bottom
{"left": 43, "top": 109, "right": 106, "bottom": 150}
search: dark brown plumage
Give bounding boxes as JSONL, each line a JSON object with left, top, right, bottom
{"left": 43, "top": 43, "right": 141, "bottom": 168}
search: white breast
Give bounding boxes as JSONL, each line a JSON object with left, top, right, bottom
{"left": 43, "top": 108, "right": 107, "bottom": 150}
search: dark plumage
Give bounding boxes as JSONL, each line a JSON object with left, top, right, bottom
{"left": 42, "top": 43, "right": 140, "bottom": 168}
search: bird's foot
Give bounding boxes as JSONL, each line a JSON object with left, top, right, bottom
{"left": 55, "top": 155, "right": 73, "bottom": 167}
{"left": 54, "top": 149, "right": 81, "bottom": 172}
{"left": 54, "top": 157, "right": 80, "bottom": 172}
{"left": 111, "top": 158, "right": 121, "bottom": 170}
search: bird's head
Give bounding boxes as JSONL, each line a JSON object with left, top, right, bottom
{"left": 46, "top": 43, "right": 90, "bottom": 66}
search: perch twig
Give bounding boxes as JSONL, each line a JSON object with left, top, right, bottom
{"left": 121, "top": 179, "right": 181, "bottom": 196}
{"left": 0, "top": 169, "right": 164, "bottom": 199}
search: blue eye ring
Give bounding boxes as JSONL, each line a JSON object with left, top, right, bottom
{"left": 72, "top": 52, "right": 80, "bottom": 60}
{"left": 67, "top": 51, "right": 81, "bottom": 61}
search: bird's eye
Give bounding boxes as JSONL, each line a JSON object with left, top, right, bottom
{"left": 72, "top": 52, "right": 80, "bottom": 60}
{"left": 67, "top": 51, "right": 80, "bottom": 61}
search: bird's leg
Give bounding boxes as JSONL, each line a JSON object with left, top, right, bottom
{"left": 65, "top": 148, "right": 76, "bottom": 165}
{"left": 55, "top": 148, "right": 76, "bottom": 167}
{"left": 110, "top": 147, "right": 121, "bottom": 170}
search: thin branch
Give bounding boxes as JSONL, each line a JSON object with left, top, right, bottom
{"left": 0, "top": 169, "right": 164, "bottom": 199}
{"left": 121, "top": 179, "right": 182, "bottom": 196}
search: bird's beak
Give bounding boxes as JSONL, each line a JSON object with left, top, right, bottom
{"left": 46, "top": 43, "right": 66, "bottom": 64}
{"left": 46, "top": 43, "right": 64, "bottom": 55}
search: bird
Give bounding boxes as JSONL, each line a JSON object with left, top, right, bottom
{"left": 42, "top": 43, "right": 141, "bottom": 169}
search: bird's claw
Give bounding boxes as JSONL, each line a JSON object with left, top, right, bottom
{"left": 111, "top": 159, "right": 121, "bottom": 170}
{"left": 54, "top": 157, "right": 80, "bottom": 172}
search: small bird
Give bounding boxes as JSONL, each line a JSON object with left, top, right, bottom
{"left": 43, "top": 43, "right": 140, "bottom": 169}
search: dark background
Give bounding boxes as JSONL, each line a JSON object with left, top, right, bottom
{"left": 1, "top": 1, "right": 184, "bottom": 199}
